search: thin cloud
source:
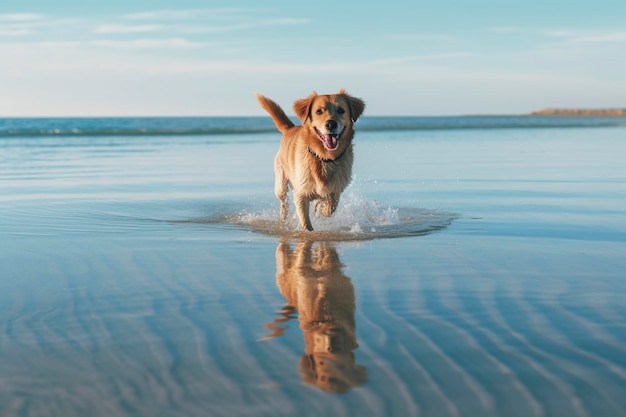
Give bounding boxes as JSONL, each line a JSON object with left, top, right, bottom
{"left": 0, "top": 38, "right": 474, "bottom": 76}
{"left": 120, "top": 8, "right": 309, "bottom": 33}
{"left": 488, "top": 26, "right": 581, "bottom": 38}
{"left": 0, "top": 13, "right": 46, "bottom": 36}
{"left": 489, "top": 26, "right": 626, "bottom": 43}
{"left": 0, "top": 15, "right": 90, "bottom": 39}
{"left": 121, "top": 8, "right": 264, "bottom": 21}
{"left": 365, "top": 53, "right": 473, "bottom": 65}
{"left": 100, "top": 38, "right": 205, "bottom": 49}
{"left": 0, "top": 28, "right": 31, "bottom": 36}
{"left": 381, "top": 33, "right": 456, "bottom": 42}
{"left": 37, "top": 38, "right": 207, "bottom": 50}
{"left": 569, "top": 32, "right": 626, "bottom": 43}
{"left": 0, "top": 13, "right": 44, "bottom": 22}
{"left": 93, "top": 24, "right": 162, "bottom": 34}
{"left": 156, "top": 54, "right": 471, "bottom": 74}
{"left": 178, "top": 18, "right": 310, "bottom": 34}
{"left": 0, "top": 9, "right": 310, "bottom": 43}
{"left": 489, "top": 26, "right": 531, "bottom": 33}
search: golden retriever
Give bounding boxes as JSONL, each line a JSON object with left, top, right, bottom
{"left": 256, "top": 89, "right": 365, "bottom": 231}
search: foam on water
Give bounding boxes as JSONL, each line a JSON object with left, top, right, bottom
{"left": 226, "top": 192, "right": 456, "bottom": 241}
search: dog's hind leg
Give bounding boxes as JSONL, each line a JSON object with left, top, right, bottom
{"left": 274, "top": 157, "right": 289, "bottom": 221}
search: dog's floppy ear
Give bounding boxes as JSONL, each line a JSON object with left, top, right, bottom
{"left": 337, "top": 89, "right": 365, "bottom": 122}
{"left": 293, "top": 92, "right": 317, "bottom": 124}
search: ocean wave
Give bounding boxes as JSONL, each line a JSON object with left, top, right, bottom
{"left": 1, "top": 116, "right": 625, "bottom": 138}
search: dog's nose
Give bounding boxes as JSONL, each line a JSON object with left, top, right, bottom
{"left": 325, "top": 120, "right": 338, "bottom": 131}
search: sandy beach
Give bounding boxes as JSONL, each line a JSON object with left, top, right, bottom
{"left": 2, "top": 116, "right": 626, "bottom": 416}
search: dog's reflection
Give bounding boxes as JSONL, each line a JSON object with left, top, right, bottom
{"left": 265, "top": 240, "right": 367, "bottom": 393}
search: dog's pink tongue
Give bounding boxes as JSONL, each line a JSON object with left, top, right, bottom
{"left": 323, "top": 134, "right": 338, "bottom": 150}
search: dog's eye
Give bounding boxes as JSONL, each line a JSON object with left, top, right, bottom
{"left": 315, "top": 109, "right": 323, "bottom": 115}
{"left": 337, "top": 107, "right": 345, "bottom": 114}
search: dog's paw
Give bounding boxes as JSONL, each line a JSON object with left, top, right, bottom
{"left": 314, "top": 200, "right": 333, "bottom": 217}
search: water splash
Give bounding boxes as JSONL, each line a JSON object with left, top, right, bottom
{"left": 228, "top": 192, "right": 456, "bottom": 241}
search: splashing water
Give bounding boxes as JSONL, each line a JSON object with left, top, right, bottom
{"left": 228, "top": 192, "right": 455, "bottom": 241}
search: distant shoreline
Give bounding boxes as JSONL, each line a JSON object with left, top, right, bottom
{"left": 530, "top": 108, "right": 626, "bottom": 117}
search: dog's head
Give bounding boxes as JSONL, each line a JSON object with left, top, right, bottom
{"left": 293, "top": 89, "right": 365, "bottom": 151}
{"left": 299, "top": 323, "right": 367, "bottom": 394}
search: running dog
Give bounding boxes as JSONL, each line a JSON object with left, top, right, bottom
{"left": 256, "top": 90, "right": 365, "bottom": 231}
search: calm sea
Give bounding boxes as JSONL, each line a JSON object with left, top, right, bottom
{"left": 1, "top": 116, "right": 626, "bottom": 416}
{"left": 1, "top": 115, "right": 624, "bottom": 137}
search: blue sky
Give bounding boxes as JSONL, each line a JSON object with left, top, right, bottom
{"left": 1, "top": 0, "right": 625, "bottom": 116}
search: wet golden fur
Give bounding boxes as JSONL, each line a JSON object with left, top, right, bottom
{"left": 255, "top": 89, "right": 365, "bottom": 231}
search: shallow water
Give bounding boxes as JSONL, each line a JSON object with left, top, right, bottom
{"left": 1, "top": 118, "right": 626, "bottom": 416}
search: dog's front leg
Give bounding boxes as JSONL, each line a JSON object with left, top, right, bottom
{"left": 294, "top": 194, "right": 313, "bottom": 231}
{"left": 316, "top": 193, "right": 340, "bottom": 217}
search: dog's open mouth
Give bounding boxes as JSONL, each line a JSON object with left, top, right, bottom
{"left": 315, "top": 127, "right": 345, "bottom": 150}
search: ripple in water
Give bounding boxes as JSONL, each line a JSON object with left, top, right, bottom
{"left": 226, "top": 193, "right": 456, "bottom": 241}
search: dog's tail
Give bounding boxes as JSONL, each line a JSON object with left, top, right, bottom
{"left": 255, "top": 93, "right": 294, "bottom": 134}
